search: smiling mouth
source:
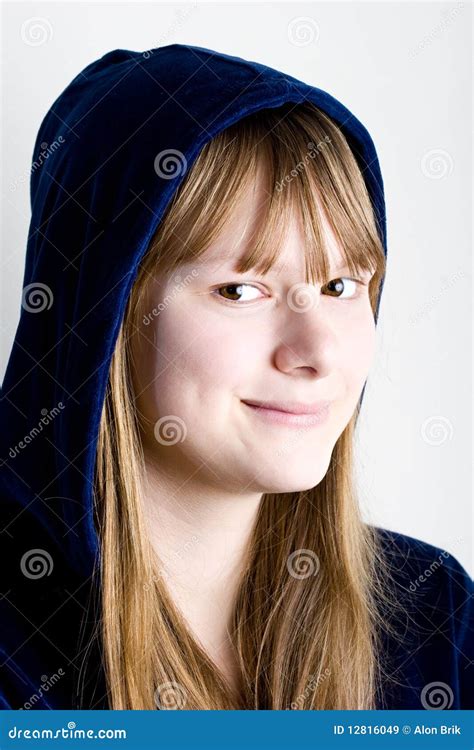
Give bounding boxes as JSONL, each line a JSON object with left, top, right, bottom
{"left": 241, "top": 400, "right": 331, "bottom": 428}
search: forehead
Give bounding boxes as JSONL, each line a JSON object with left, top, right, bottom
{"left": 176, "top": 162, "right": 352, "bottom": 280}
{"left": 185, "top": 226, "right": 347, "bottom": 278}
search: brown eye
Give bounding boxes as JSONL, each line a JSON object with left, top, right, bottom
{"left": 322, "top": 277, "right": 359, "bottom": 299}
{"left": 213, "top": 283, "right": 264, "bottom": 304}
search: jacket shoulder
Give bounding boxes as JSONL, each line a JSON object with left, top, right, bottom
{"left": 370, "top": 525, "right": 474, "bottom": 709}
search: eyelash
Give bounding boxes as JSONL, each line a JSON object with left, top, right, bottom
{"left": 211, "top": 278, "right": 369, "bottom": 305}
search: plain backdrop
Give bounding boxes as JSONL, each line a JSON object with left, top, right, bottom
{"left": 1, "top": 1, "right": 472, "bottom": 575}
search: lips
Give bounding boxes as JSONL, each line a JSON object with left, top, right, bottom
{"left": 241, "top": 399, "right": 331, "bottom": 415}
{"left": 241, "top": 399, "right": 331, "bottom": 428}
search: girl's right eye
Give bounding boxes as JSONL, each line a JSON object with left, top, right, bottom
{"left": 212, "top": 283, "right": 265, "bottom": 304}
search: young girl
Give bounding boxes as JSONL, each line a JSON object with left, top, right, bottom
{"left": 0, "top": 44, "right": 472, "bottom": 712}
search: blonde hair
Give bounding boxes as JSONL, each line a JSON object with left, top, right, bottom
{"left": 91, "top": 101, "right": 405, "bottom": 709}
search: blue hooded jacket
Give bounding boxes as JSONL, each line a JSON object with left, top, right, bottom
{"left": 0, "top": 43, "right": 472, "bottom": 711}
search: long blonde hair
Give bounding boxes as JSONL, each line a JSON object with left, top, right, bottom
{"left": 92, "top": 101, "right": 404, "bottom": 709}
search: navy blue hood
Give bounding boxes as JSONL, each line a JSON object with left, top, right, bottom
{"left": 1, "top": 44, "right": 472, "bottom": 711}
{"left": 1, "top": 43, "right": 388, "bottom": 579}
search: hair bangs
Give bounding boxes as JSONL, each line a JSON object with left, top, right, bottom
{"left": 211, "top": 103, "right": 385, "bottom": 298}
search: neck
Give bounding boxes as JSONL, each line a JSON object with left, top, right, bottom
{"left": 140, "top": 449, "right": 262, "bottom": 681}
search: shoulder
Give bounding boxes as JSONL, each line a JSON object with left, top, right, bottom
{"left": 371, "top": 524, "right": 473, "bottom": 632}
{"left": 372, "top": 527, "right": 474, "bottom": 606}
{"left": 369, "top": 525, "right": 474, "bottom": 709}
{"left": 372, "top": 525, "right": 472, "bottom": 585}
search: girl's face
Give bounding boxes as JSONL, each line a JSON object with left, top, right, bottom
{"left": 131, "top": 184, "right": 376, "bottom": 495}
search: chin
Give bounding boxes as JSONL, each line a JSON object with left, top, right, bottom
{"left": 255, "top": 466, "right": 329, "bottom": 495}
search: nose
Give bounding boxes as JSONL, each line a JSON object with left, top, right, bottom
{"left": 274, "top": 288, "right": 335, "bottom": 376}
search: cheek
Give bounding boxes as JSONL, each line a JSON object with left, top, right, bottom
{"left": 341, "top": 315, "right": 376, "bottom": 389}
{"left": 135, "top": 310, "right": 256, "bottom": 414}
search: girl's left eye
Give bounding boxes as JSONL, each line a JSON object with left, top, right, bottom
{"left": 322, "top": 277, "right": 364, "bottom": 299}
